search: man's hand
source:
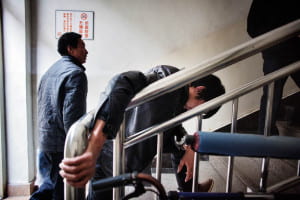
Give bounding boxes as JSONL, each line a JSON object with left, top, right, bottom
{"left": 177, "top": 146, "right": 195, "bottom": 182}
{"left": 60, "top": 119, "right": 107, "bottom": 188}
{"left": 59, "top": 151, "right": 96, "bottom": 188}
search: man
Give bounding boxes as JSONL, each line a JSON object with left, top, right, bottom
{"left": 30, "top": 32, "right": 88, "bottom": 200}
{"left": 247, "top": 0, "right": 300, "bottom": 135}
{"left": 60, "top": 65, "right": 225, "bottom": 199}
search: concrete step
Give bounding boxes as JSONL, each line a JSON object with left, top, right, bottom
{"left": 196, "top": 152, "right": 299, "bottom": 193}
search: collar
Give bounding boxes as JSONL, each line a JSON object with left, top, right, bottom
{"left": 62, "top": 55, "right": 86, "bottom": 71}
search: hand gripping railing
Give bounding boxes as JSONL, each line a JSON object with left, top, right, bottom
{"left": 64, "top": 111, "right": 94, "bottom": 200}
{"left": 64, "top": 19, "right": 300, "bottom": 200}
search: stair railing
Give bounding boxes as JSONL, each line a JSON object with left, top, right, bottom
{"left": 121, "top": 62, "right": 300, "bottom": 149}
{"left": 113, "top": 19, "right": 300, "bottom": 199}
{"left": 126, "top": 19, "right": 300, "bottom": 110}
{"left": 64, "top": 19, "right": 300, "bottom": 200}
{"left": 116, "top": 61, "right": 300, "bottom": 198}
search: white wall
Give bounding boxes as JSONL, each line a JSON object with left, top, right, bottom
{"left": 3, "top": 0, "right": 298, "bottom": 191}
{"left": 2, "top": 0, "right": 298, "bottom": 192}
{"left": 32, "top": 0, "right": 299, "bottom": 134}
{"left": 2, "top": 0, "right": 34, "bottom": 188}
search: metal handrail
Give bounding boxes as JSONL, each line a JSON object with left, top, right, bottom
{"left": 127, "top": 19, "right": 300, "bottom": 110}
{"left": 122, "top": 61, "right": 300, "bottom": 149}
{"left": 113, "top": 61, "right": 300, "bottom": 199}
{"left": 115, "top": 20, "right": 300, "bottom": 199}
{"left": 64, "top": 19, "right": 300, "bottom": 200}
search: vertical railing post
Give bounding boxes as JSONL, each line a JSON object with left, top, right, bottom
{"left": 226, "top": 98, "right": 238, "bottom": 192}
{"left": 113, "top": 118, "right": 126, "bottom": 200}
{"left": 155, "top": 132, "right": 164, "bottom": 182}
{"left": 260, "top": 82, "right": 274, "bottom": 192}
{"left": 192, "top": 115, "right": 202, "bottom": 192}
{"left": 297, "top": 161, "right": 300, "bottom": 176}
{"left": 155, "top": 132, "right": 164, "bottom": 200}
{"left": 64, "top": 111, "right": 94, "bottom": 200}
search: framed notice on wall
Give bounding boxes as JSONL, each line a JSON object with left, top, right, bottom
{"left": 55, "top": 10, "right": 94, "bottom": 40}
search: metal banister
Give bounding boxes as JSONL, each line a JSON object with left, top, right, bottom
{"left": 115, "top": 61, "right": 299, "bottom": 199}
{"left": 64, "top": 111, "right": 94, "bottom": 200}
{"left": 123, "top": 61, "right": 300, "bottom": 149}
{"left": 64, "top": 19, "right": 300, "bottom": 200}
{"left": 226, "top": 98, "right": 238, "bottom": 193}
{"left": 127, "top": 19, "right": 300, "bottom": 110}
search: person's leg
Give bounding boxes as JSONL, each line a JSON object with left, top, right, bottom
{"left": 52, "top": 152, "right": 64, "bottom": 200}
{"left": 258, "top": 77, "right": 287, "bottom": 135}
{"left": 258, "top": 58, "right": 288, "bottom": 135}
{"left": 30, "top": 152, "right": 55, "bottom": 200}
{"left": 291, "top": 70, "right": 300, "bottom": 88}
{"left": 290, "top": 70, "right": 300, "bottom": 125}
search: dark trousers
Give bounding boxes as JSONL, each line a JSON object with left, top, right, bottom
{"left": 258, "top": 56, "right": 300, "bottom": 135}
{"left": 30, "top": 151, "right": 64, "bottom": 200}
{"left": 87, "top": 140, "right": 192, "bottom": 200}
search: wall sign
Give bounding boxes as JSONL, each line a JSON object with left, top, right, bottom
{"left": 55, "top": 10, "right": 94, "bottom": 40}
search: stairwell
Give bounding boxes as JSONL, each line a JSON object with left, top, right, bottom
{"left": 198, "top": 91, "right": 300, "bottom": 193}
{"left": 149, "top": 92, "right": 300, "bottom": 195}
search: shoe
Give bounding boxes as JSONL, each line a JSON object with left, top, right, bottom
{"left": 198, "top": 178, "right": 214, "bottom": 192}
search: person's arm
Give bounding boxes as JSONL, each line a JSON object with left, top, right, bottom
{"left": 59, "top": 119, "right": 106, "bottom": 188}
{"left": 177, "top": 145, "right": 195, "bottom": 182}
{"left": 170, "top": 125, "right": 195, "bottom": 183}
{"left": 60, "top": 71, "right": 148, "bottom": 188}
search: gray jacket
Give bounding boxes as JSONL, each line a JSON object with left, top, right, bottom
{"left": 38, "top": 56, "right": 87, "bottom": 152}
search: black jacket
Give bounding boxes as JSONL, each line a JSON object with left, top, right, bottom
{"left": 125, "top": 65, "right": 188, "bottom": 137}
{"left": 125, "top": 65, "right": 189, "bottom": 171}
{"left": 38, "top": 56, "right": 87, "bottom": 152}
{"left": 247, "top": 0, "right": 300, "bottom": 60}
{"left": 94, "top": 65, "right": 189, "bottom": 171}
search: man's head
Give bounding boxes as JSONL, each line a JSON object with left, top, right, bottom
{"left": 57, "top": 32, "right": 88, "bottom": 64}
{"left": 184, "top": 74, "right": 225, "bottom": 118}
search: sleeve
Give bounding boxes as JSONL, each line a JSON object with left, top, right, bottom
{"left": 63, "top": 71, "right": 88, "bottom": 133}
{"left": 96, "top": 71, "right": 148, "bottom": 139}
{"left": 166, "top": 125, "right": 187, "bottom": 140}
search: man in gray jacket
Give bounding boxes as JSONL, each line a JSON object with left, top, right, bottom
{"left": 30, "top": 32, "right": 88, "bottom": 200}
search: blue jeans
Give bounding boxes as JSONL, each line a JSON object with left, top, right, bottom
{"left": 30, "top": 151, "right": 64, "bottom": 200}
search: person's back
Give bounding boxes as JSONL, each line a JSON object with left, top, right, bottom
{"left": 30, "top": 32, "right": 88, "bottom": 200}
{"left": 38, "top": 57, "right": 87, "bottom": 152}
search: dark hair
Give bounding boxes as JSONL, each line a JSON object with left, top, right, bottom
{"left": 190, "top": 74, "right": 225, "bottom": 118}
{"left": 57, "top": 32, "right": 82, "bottom": 56}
